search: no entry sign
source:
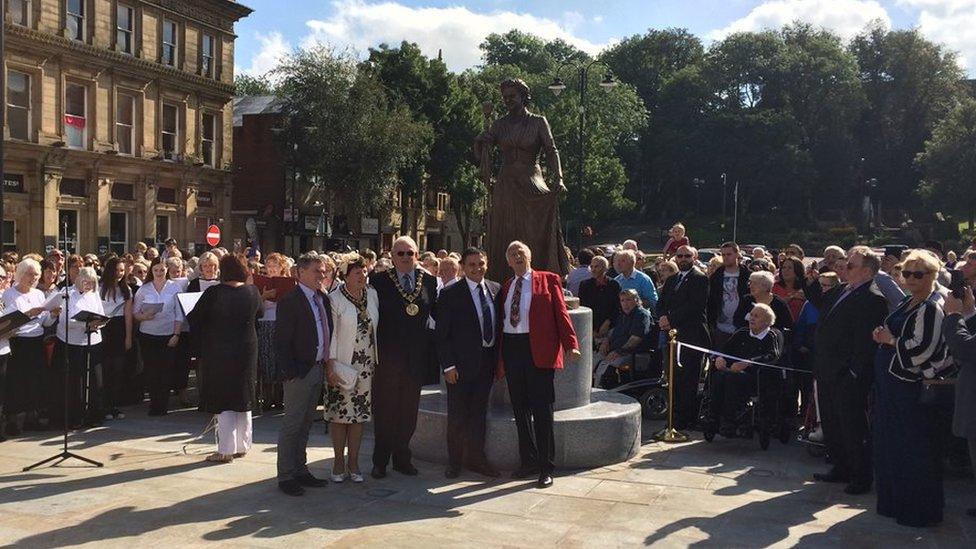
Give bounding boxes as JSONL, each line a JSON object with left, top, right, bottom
{"left": 206, "top": 225, "right": 221, "bottom": 247}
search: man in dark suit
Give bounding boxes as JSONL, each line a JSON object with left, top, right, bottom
{"left": 807, "top": 245, "right": 888, "bottom": 495}
{"left": 498, "top": 241, "right": 580, "bottom": 489}
{"left": 275, "top": 253, "right": 334, "bottom": 496}
{"left": 436, "top": 247, "right": 501, "bottom": 479}
{"left": 371, "top": 235, "right": 438, "bottom": 478}
{"left": 657, "top": 245, "right": 710, "bottom": 429}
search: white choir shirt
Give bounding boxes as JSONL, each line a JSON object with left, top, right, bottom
{"left": 101, "top": 287, "right": 130, "bottom": 319}
{"left": 503, "top": 269, "right": 533, "bottom": 334}
{"left": 3, "top": 286, "right": 56, "bottom": 338}
{"left": 57, "top": 288, "right": 106, "bottom": 346}
{"left": 134, "top": 279, "right": 183, "bottom": 336}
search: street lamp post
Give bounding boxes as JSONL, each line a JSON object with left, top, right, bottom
{"left": 721, "top": 172, "right": 727, "bottom": 220}
{"left": 548, "top": 57, "right": 618, "bottom": 247}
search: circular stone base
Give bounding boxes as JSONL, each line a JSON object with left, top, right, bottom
{"left": 410, "top": 387, "right": 642, "bottom": 471}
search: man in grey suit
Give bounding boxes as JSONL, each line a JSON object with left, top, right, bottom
{"left": 275, "top": 253, "right": 334, "bottom": 496}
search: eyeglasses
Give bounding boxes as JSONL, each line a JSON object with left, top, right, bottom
{"left": 902, "top": 270, "right": 930, "bottom": 280}
{"left": 675, "top": 254, "right": 693, "bottom": 259}
{"left": 395, "top": 251, "right": 416, "bottom": 257}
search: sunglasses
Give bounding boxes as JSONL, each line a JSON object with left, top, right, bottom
{"left": 675, "top": 254, "right": 693, "bottom": 258}
{"left": 395, "top": 250, "right": 416, "bottom": 257}
{"left": 902, "top": 270, "right": 930, "bottom": 280}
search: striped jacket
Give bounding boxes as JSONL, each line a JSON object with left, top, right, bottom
{"left": 887, "top": 291, "right": 949, "bottom": 382}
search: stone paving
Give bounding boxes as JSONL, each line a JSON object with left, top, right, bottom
{"left": 0, "top": 403, "right": 973, "bottom": 548}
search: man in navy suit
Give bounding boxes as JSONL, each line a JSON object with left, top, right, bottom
{"left": 275, "top": 253, "right": 334, "bottom": 496}
{"left": 436, "top": 247, "right": 501, "bottom": 479}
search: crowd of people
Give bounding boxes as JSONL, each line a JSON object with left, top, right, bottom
{"left": 1, "top": 224, "right": 976, "bottom": 526}
{"left": 574, "top": 227, "right": 976, "bottom": 528}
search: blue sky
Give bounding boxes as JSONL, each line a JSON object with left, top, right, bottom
{"left": 232, "top": 1, "right": 976, "bottom": 75}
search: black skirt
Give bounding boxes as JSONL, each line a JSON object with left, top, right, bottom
{"left": 7, "top": 336, "right": 45, "bottom": 413}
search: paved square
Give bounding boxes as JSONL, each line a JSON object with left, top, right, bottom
{"left": 0, "top": 404, "right": 972, "bottom": 548}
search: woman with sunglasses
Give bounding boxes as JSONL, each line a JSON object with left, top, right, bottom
{"left": 871, "top": 249, "right": 948, "bottom": 528}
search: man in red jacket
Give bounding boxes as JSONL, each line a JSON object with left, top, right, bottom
{"left": 497, "top": 241, "right": 580, "bottom": 488}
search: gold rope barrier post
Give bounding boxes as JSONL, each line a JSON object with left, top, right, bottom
{"left": 655, "top": 329, "right": 688, "bottom": 443}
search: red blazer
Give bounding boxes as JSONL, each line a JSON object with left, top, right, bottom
{"left": 496, "top": 270, "right": 579, "bottom": 378}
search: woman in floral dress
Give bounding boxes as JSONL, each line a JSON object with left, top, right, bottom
{"left": 325, "top": 255, "right": 378, "bottom": 483}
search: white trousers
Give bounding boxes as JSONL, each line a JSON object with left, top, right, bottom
{"left": 216, "top": 411, "right": 252, "bottom": 456}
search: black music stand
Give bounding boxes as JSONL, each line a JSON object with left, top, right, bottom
{"left": 24, "top": 220, "right": 103, "bottom": 471}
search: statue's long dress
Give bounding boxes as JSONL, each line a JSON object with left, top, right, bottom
{"left": 484, "top": 113, "right": 570, "bottom": 282}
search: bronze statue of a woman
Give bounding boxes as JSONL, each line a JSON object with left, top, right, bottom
{"left": 474, "top": 78, "right": 570, "bottom": 281}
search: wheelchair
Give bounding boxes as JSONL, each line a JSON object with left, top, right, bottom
{"left": 699, "top": 330, "right": 793, "bottom": 451}
{"left": 603, "top": 326, "right": 669, "bottom": 420}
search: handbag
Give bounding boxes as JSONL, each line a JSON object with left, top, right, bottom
{"left": 332, "top": 360, "right": 360, "bottom": 392}
{"left": 918, "top": 378, "right": 955, "bottom": 406}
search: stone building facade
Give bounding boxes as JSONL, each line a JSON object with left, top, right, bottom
{"left": 2, "top": 0, "right": 251, "bottom": 256}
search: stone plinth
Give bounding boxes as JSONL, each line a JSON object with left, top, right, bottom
{"left": 413, "top": 306, "right": 642, "bottom": 470}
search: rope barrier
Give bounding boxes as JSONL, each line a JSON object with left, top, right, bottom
{"left": 181, "top": 415, "right": 218, "bottom": 455}
{"left": 676, "top": 341, "right": 813, "bottom": 375}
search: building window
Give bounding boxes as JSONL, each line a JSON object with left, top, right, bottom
{"left": 161, "top": 103, "right": 179, "bottom": 159}
{"left": 116, "top": 4, "right": 134, "bottom": 54}
{"left": 201, "top": 112, "right": 215, "bottom": 167}
{"left": 1, "top": 220, "right": 15, "bottom": 253}
{"left": 8, "top": 0, "right": 30, "bottom": 27}
{"left": 201, "top": 34, "right": 215, "bottom": 78}
{"left": 65, "top": 83, "right": 87, "bottom": 149}
{"left": 437, "top": 192, "right": 449, "bottom": 211}
{"left": 66, "top": 0, "right": 85, "bottom": 42}
{"left": 110, "top": 212, "right": 128, "bottom": 255}
{"left": 59, "top": 210, "right": 79, "bottom": 254}
{"left": 155, "top": 215, "right": 171, "bottom": 246}
{"left": 161, "top": 19, "right": 178, "bottom": 66}
{"left": 116, "top": 93, "right": 135, "bottom": 155}
{"left": 7, "top": 71, "right": 31, "bottom": 141}
{"left": 111, "top": 182, "right": 134, "bottom": 201}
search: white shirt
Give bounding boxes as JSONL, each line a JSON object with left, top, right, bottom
{"left": 101, "top": 287, "right": 130, "bottom": 319}
{"left": 467, "top": 277, "right": 496, "bottom": 347}
{"left": 57, "top": 288, "right": 105, "bottom": 346}
{"left": 298, "top": 282, "right": 326, "bottom": 362}
{"left": 503, "top": 269, "right": 533, "bottom": 334}
{"left": 134, "top": 280, "right": 182, "bottom": 336}
{"left": 3, "top": 287, "right": 55, "bottom": 338}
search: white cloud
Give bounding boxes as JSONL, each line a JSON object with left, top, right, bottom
{"left": 301, "top": 0, "right": 611, "bottom": 71}
{"left": 897, "top": 0, "right": 976, "bottom": 73}
{"left": 238, "top": 31, "right": 292, "bottom": 77}
{"left": 708, "top": 0, "right": 892, "bottom": 42}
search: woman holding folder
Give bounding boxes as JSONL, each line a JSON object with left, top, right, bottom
{"left": 133, "top": 258, "right": 182, "bottom": 416}
{"left": 99, "top": 257, "right": 133, "bottom": 420}
{"left": 2, "top": 259, "right": 59, "bottom": 435}
{"left": 54, "top": 267, "right": 106, "bottom": 428}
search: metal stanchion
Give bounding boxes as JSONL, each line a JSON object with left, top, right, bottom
{"left": 654, "top": 329, "right": 688, "bottom": 443}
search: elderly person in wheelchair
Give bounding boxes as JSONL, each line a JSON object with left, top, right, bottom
{"left": 703, "top": 302, "right": 784, "bottom": 438}
{"left": 593, "top": 289, "right": 653, "bottom": 388}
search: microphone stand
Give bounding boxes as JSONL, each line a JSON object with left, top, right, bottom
{"left": 24, "top": 220, "right": 103, "bottom": 470}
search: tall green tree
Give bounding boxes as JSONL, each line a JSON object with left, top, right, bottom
{"left": 273, "top": 46, "right": 432, "bottom": 217}
{"left": 850, "top": 24, "right": 965, "bottom": 215}
{"left": 365, "top": 42, "right": 485, "bottom": 240}
{"left": 234, "top": 73, "right": 274, "bottom": 96}
{"left": 917, "top": 98, "right": 976, "bottom": 227}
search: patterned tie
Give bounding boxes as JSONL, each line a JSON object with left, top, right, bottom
{"left": 479, "top": 283, "right": 494, "bottom": 344}
{"left": 402, "top": 273, "right": 413, "bottom": 293}
{"left": 313, "top": 293, "right": 331, "bottom": 361}
{"left": 509, "top": 277, "right": 522, "bottom": 328}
